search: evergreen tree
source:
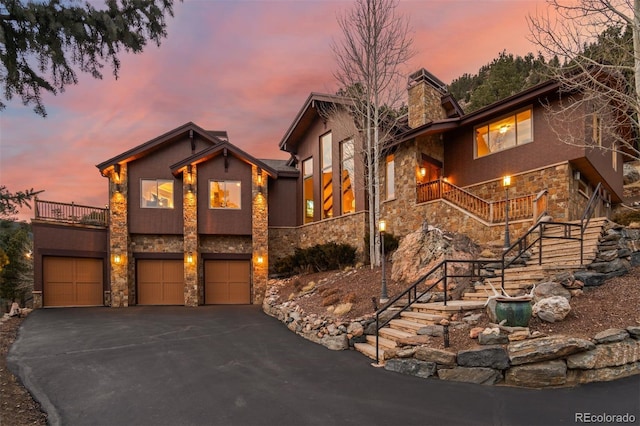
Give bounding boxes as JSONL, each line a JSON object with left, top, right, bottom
{"left": 0, "top": 0, "right": 178, "bottom": 116}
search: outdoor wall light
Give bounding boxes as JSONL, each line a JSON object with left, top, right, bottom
{"left": 187, "top": 252, "right": 194, "bottom": 264}
{"left": 113, "top": 164, "right": 122, "bottom": 192}
{"left": 186, "top": 165, "right": 194, "bottom": 192}
{"left": 257, "top": 168, "right": 264, "bottom": 193}
{"left": 420, "top": 167, "right": 427, "bottom": 178}
{"left": 257, "top": 255, "right": 264, "bottom": 265}
{"left": 113, "top": 254, "right": 122, "bottom": 265}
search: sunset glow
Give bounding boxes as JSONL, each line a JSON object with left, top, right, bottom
{"left": 0, "top": 0, "right": 549, "bottom": 221}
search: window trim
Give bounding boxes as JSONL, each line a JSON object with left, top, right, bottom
{"left": 385, "top": 154, "right": 395, "bottom": 201}
{"left": 340, "top": 138, "right": 355, "bottom": 214}
{"left": 140, "top": 179, "right": 174, "bottom": 209}
{"left": 474, "top": 106, "right": 533, "bottom": 159}
{"left": 208, "top": 180, "right": 242, "bottom": 210}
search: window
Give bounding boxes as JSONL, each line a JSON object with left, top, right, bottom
{"left": 341, "top": 139, "right": 355, "bottom": 214}
{"left": 593, "top": 114, "right": 602, "bottom": 146}
{"left": 321, "top": 132, "right": 333, "bottom": 219}
{"left": 141, "top": 179, "right": 174, "bottom": 208}
{"left": 303, "top": 158, "right": 314, "bottom": 223}
{"left": 209, "top": 180, "right": 241, "bottom": 209}
{"left": 386, "top": 154, "right": 395, "bottom": 200}
{"left": 612, "top": 143, "right": 618, "bottom": 171}
{"left": 475, "top": 108, "right": 533, "bottom": 158}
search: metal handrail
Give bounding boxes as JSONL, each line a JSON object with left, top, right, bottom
{"left": 374, "top": 258, "right": 493, "bottom": 363}
{"left": 34, "top": 199, "right": 108, "bottom": 227}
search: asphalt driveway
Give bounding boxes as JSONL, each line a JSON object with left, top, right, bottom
{"left": 8, "top": 306, "right": 640, "bottom": 426}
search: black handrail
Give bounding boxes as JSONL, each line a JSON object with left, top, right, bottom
{"left": 373, "top": 184, "right": 605, "bottom": 363}
{"left": 374, "top": 258, "right": 494, "bottom": 363}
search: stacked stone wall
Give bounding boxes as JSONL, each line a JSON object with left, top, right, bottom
{"left": 408, "top": 80, "right": 447, "bottom": 128}
{"left": 199, "top": 235, "right": 252, "bottom": 253}
{"left": 109, "top": 163, "right": 130, "bottom": 307}
{"left": 268, "top": 227, "right": 299, "bottom": 263}
{"left": 252, "top": 166, "right": 269, "bottom": 305}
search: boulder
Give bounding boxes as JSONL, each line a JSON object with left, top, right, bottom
{"left": 532, "top": 296, "right": 571, "bottom": 323}
{"left": 508, "top": 335, "right": 595, "bottom": 365}
{"left": 417, "top": 324, "right": 444, "bottom": 337}
{"left": 457, "top": 346, "right": 510, "bottom": 370}
{"left": 567, "top": 362, "right": 640, "bottom": 384}
{"left": 573, "top": 270, "right": 606, "bottom": 287}
{"left": 437, "top": 367, "right": 502, "bottom": 385}
{"left": 414, "top": 346, "right": 457, "bottom": 366}
{"left": 532, "top": 282, "right": 571, "bottom": 303}
{"left": 567, "top": 339, "right": 640, "bottom": 369}
{"left": 384, "top": 359, "right": 437, "bottom": 379}
{"left": 346, "top": 321, "right": 364, "bottom": 337}
{"left": 478, "top": 332, "right": 509, "bottom": 345}
{"left": 505, "top": 360, "right": 567, "bottom": 387}
{"left": 627, "top": 326, "right": 640, "bottom": 339}
{"left": 593, "top": 328, "right": 630, "bottom": 344}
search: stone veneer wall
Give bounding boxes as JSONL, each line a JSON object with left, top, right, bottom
{"left": 183, "top": 167, "right": 198, "bottom": 306}
{"left": 382, "top": 153, "right": 587, "bottom": 244}
{"left": 268, "top": 212, "right": 369, "bottom": 264}
{"left": 252, "top": 166, "right": 269, "bottom": 305}
{"left": 109, "top": 163, "right": 130, "bottom": 307}
{"left": 408, "top": 78, "right": 447, "bottom": 129}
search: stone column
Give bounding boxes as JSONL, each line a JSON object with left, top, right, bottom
{"left": 183, "top": 166, "right": 199, "bottom": 306}
{"left": 252, "top": 166, "right": 268, "bottom": 305}
{"left": 109, "top": 163, "right": 130, "bottom": 307}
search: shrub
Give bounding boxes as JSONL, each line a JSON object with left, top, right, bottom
{"left": 271, "top": 242, "right": 357, "bottom": 277}
{"left": 364, "top": 231, "right": 400, "bottom": 262}
{"left": 322, "top": 294, "right": 340, "bottom": 306}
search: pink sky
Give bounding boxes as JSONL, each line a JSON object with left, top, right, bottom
{"left": 0, "top": 0, "right": 549, "bottom": 221}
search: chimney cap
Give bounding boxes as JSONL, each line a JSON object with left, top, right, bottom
{"left": 408, "top": 68, "right": 447, "bottom": 94}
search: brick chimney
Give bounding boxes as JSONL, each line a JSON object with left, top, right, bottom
{"left": 407, "top": 68, "right": 449, "bottom": 129}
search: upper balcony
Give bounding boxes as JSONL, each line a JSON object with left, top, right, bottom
{"left": 34, "top": 199, "right": 108, "bottom": 228}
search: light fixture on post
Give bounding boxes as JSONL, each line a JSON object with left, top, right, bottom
{"left": 503, "top": 175, "right": 511, "bottom": 249}
{"left": 379, "top": 219, "right": 388, "bottom": 304}
{"left": 113, "top": 164, "right": 121, "bottom": 193}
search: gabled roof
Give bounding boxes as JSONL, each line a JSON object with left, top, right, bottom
{"left": 169, "top": 141, "right": 279, "bottom": 178}
{"left": 279, "top": 92, "right": 353, "bottom": 153}
{"left": 96, "top": 122, "right": 228, "bottom": 175}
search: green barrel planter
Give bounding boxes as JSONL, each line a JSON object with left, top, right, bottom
{"left": 495, "top": 299, "right": 532, "bottom": 327}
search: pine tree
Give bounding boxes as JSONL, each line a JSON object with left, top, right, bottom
{"left": 0, "top": 0, "right": 178, "bottom": 116}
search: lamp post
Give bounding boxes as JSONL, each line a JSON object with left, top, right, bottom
{"left": 379, "top": 219, "right": 388, "bottom": 304}
{"left": 503, "top": 175, "right": 511, "bottom": 249}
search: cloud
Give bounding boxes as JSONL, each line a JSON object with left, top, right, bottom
{"left": 1, "top": 0, "right": 547, "bottom": 221}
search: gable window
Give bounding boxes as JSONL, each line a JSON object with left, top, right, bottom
{"left": 321, "top": 132, "right": 333, "bottom": 219}
{"left": 475, "top": 108, "right": 533, "bottom": 158}
{"left": 612, "top": 142, "right": 618, "bottom": 171}
{"left": 341, "top": 139, "right": 355, "bottom": 214}
{"left": 209, "top": 180, "right": 241, "bottom": 209}
{"left": 141, "top": 179, "right": 174, "bottom": 208}
{"left": 386, "top": 154, "right": 395, "bottom": 200}
{"left": 303, "top": 158, "right": 314, "bottom": 223}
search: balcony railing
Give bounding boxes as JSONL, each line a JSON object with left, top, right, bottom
{"left": 34, "top": 199, "right": 108, "bottom": 227}
{"left": 416, "top": 179, "right": 546, "bottom": 223}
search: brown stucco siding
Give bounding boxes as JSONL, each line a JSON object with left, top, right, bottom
{"left": 444, "top": 103, "right": 586, "bottom": 188}
{"left": 268, "top": 177, "right": 298, "bottom": 227}
{"left": 127, "top": 141, "right": 187, "bottom": 234}
{"left": 197, "top": 155, "right": 252, "bottom": 235}
{"left": 32, "top": 222, "right": 108, "bottom": 293}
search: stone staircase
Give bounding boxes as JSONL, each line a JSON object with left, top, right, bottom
{"left": 354, "top": 217, "right": 609, "bottom": 361}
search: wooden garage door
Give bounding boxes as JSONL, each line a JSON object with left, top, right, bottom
{"left": 43, "top": 257, "right": 103, "bottom": 307}
{"left": 137, "top": 260, "right": 184, "bottom": 305}
{"left": 205, "top": 260, "right": 251, "bottom": 304}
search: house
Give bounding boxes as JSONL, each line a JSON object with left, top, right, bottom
{"left": 30, "top": 68, "right": 624, "bottom": 308}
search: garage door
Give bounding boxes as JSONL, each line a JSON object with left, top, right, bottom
{"left": 205, "top": 260, "right": 251, "bottom": 304}
{"left": 43, "top": 257, "right": 103, "bottom": 307}
{"left": 137, "top": 259, "right": 184, "bottom": 305}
